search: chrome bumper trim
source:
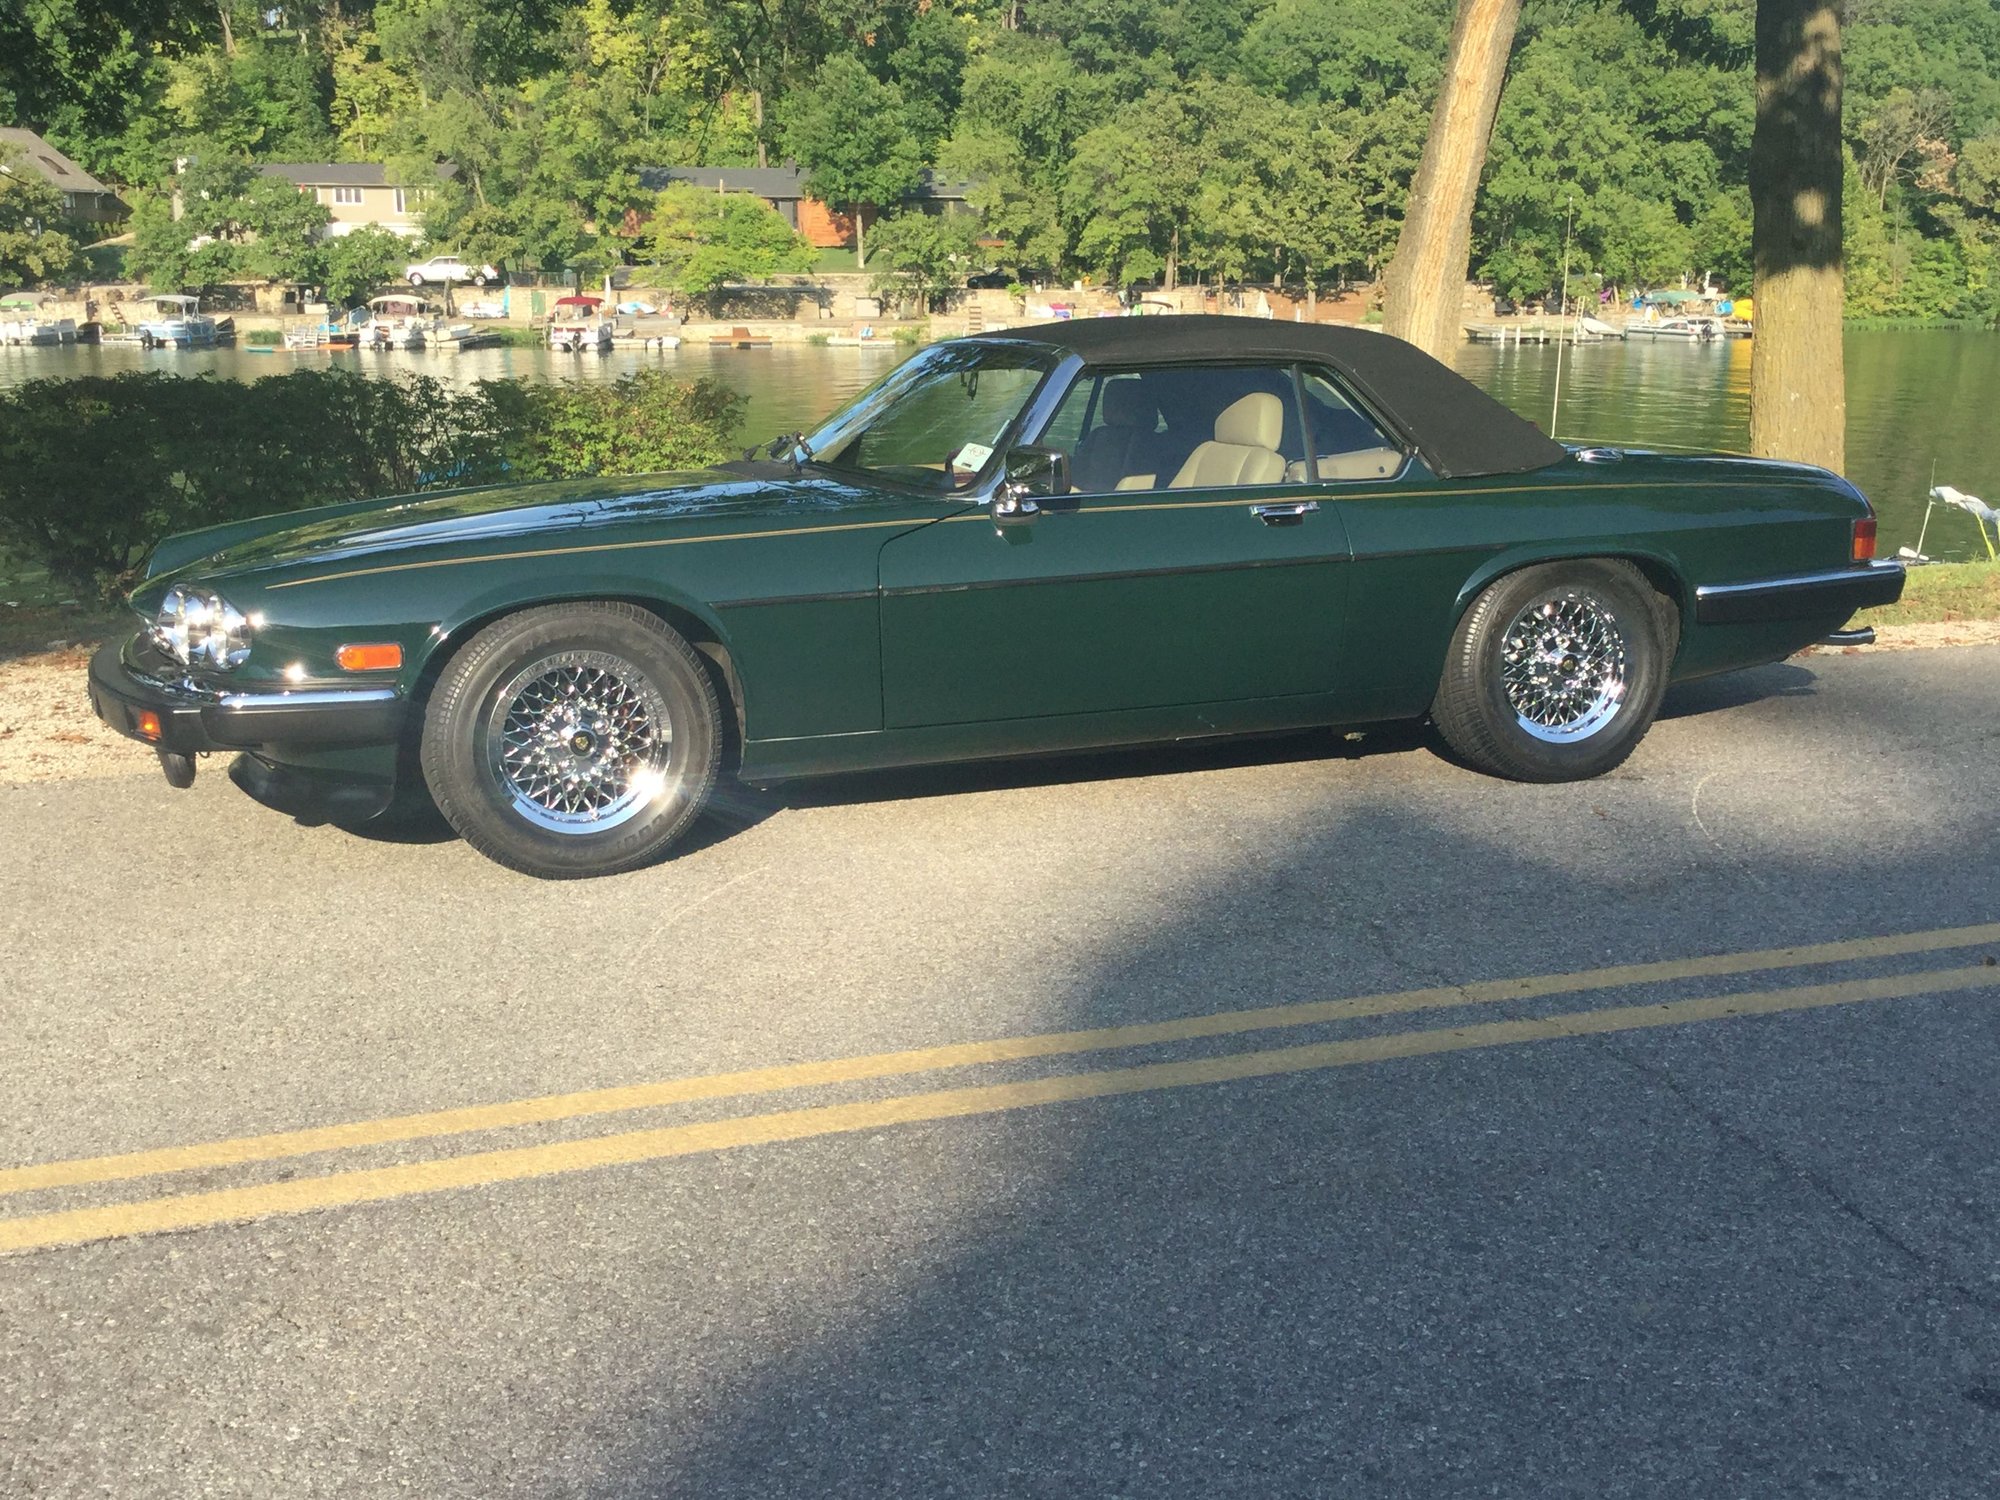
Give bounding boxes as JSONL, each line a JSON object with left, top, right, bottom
{"left": 216, "top": 687, "right": 400, "bottom": 711}
{"left": 1694, "top": 559, "right": 1906, "bottom": 602}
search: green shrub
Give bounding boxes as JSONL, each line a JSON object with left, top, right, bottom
{"left": 0, "top": 367, "right": 746, "bottom": 596}
{"left": 243, "top": 328, "right": 282, "bottom": 346}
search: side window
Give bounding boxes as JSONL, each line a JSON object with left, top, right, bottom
{"left": 1042, "top": 365, "right": 1306, "bottom": 494}
{"left": 1297, "top": 369, "right": 1405, "bottom": 483}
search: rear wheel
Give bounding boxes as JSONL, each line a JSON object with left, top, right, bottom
{"left": 1431, "top": 560, "right": 1675, "bottom": 782}
{"left": 420, "top": 603, "right": 720, "bottom": 878}
{"left": 407, "top": 272, "right": 425, "bottom": 287}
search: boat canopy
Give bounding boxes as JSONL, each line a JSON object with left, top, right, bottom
{"left": 553, "top": 295, "right": 603, "bottom": 309}
{"left": 369, "top": 295, "right": 429, "bottom": 314}
{"left": 147, "top": 294, "right": 201, "bottom": 310}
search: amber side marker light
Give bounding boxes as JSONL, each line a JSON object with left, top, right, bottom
{"left": 136, "top": 710, "right": 163, "bottom": 742}
{"left": 336, "top": 643, "right": 403, "bottom": 672}
{"left": 1853, "top": 518, "right": 1878, "bottom": 562}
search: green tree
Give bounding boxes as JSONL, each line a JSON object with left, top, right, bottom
{"left": 867, "top": 209, "right": 983, "bottom": 311}
{"left": 127, "top": 147, "right": 331, "bottom": 289}
{"left": 321, "top": 226, "right": 411, "bottom": 306}
{"left": 634, "top": 183, "right": 814, "bottom": 301}
{"left": 0, "top": 144, "right": 84, "bottom": 286}
{"left": 782, "top": 54, "right": 924, "bottom": 268}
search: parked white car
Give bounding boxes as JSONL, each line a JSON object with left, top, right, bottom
{"left": 404, "top": 255, "right": 498, "bottom": 287}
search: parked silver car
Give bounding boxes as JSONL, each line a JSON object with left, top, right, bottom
{"left": 404, "top": 255, "right": 498, "bottom": 287}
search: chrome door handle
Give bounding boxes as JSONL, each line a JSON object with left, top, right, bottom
{"left": 1251, "top": 500, "right": 1318, "bottom": 526}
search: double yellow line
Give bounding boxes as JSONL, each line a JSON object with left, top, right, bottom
{"left": 3, "top": 922, "right": 1995, "bottom": 1255}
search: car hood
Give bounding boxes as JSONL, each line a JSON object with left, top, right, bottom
{"left": 152, "top": 468, "right": 964, "bottom": 587}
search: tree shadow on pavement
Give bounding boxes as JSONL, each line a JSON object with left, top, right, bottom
{"left": 556, "top": 682, "right": 2000, "bottom": 1498}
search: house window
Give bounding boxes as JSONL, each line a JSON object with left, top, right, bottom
{"left": 333, "top": 186, "right": 364, "bottom": 205}
{"left": 394, "top": 188, "right": 407, "bottom": 214}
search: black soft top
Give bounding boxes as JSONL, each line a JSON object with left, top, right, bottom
{"left": 979, "top": 315, "right": 1566, "bottom": 480}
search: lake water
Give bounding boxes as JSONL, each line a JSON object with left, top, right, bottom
{"left": 3, "top": 328, "right": 1994, "bottom": 559}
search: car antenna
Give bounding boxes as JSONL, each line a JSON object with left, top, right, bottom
{"left": 1550, "top": 194, "right": 1575, "bottom": 443}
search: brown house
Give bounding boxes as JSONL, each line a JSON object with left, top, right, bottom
{"left": 0, "top": 127, "right": 127, "bottom": 224}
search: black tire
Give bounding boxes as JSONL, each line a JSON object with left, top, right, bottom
{"left": 1431, "top": 559, "right": 1676, "bottom": 783}
{"left": 420, "top": 603, "right": 720, "bottom": 878}
{"left": 407, "top": 272, "right": 425, "bottom": 287}
{"left": 472, "top": 272, "right": 489, "bottom": 287}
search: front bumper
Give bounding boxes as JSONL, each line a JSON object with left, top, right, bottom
{"left": 87, "top": 639, "right": 406, "bottom": 756}
{"left": 1693, "top": 559, "right": 1906, "bottom": 625}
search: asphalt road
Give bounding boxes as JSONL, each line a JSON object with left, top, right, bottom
{"left": 3, "top": 645, "right": 1999, "bottom": 1498}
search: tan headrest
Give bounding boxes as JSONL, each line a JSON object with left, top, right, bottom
{"left": 1214, "top": 392, "right": 1283, "bottom": 450}
{"left": 1100, "top": 380, "right": 1156, "bottom": 429}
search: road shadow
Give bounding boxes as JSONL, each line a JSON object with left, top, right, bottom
{"left": 559, "top": 713, "right": 2000, "bottom": 1497}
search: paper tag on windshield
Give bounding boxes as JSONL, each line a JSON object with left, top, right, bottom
{"left": 954, "top": 443, "right": 994, "bottom": 472}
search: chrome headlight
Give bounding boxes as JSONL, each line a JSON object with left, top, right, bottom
{"left": 154, "top": 585, "right": 254, "bottom": 670}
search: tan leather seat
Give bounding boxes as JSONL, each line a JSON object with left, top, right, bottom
{"left": 1168, "top": 393, "right": 1287, "bottom": 489}
{"left": 1071, "top": 380, "right": 1160, "bottom": 493}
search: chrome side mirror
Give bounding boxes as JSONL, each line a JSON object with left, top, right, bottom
{"left": 993, "top": 445, "right": 1069, "bottom": 524}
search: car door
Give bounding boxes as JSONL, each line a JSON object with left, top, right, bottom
{"left": 877, "top": 362, "right": 1353, "bottom": 729}
{"left": 1292, "top": 364, "right": 1512, "bottom": 724}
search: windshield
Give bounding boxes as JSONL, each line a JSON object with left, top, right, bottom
{"left": 799, "top": 342, "right": 1058, "bottom": 494}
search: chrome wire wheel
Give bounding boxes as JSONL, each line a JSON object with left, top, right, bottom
{"left": 483, "top": 651, "right": 673, "bottom": 834}
{"left": 1499, "top": 589, "right": 1631, "bottom": 743}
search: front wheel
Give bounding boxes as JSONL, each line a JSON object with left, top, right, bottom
{"left": 1431, "top": 560, "right": 1675, "bottom": 782}
{"left": 407, "top": 272, "right": 425, "bottom": 287}
{"left": 471, "top": 272, "right": 489, "bottom": 287}
{"left": 420, "top": 603, "right": 721, "bottom": 878}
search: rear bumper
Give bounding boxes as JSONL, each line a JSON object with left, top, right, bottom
{"left": 1693, "top": 559, "right": 1906, "bottom": 625}
{"left": 87, "top": 639, "right": 406, "bottom": 756}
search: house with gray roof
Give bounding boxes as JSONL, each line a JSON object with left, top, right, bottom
{"left": 0, "top": 127, "right": 126, "bottom": 224}
{"left": 258, "top": 162, "right": 459, "bottom": 239}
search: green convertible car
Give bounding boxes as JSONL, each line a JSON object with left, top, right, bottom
{"left": 89, "top": 317, "right": 1903, "bottom": 878}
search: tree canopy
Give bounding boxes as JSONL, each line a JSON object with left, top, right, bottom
{"left": 5, "top": 0, "right": 2000, "bottom": 319}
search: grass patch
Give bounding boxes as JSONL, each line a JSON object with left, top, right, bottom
{"left": 810, "top": 245, "right": 864, "bottom": 275}
{"left": 488, "top": 327, "right": 546, "bottom": 348}
{"left": 1856, "top": 560, "right": 2000, "bottom": 625}
{"left": 243, "top": 327, "right": 283, "bottom": 347}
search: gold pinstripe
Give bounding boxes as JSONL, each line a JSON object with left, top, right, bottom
{"left": 263, "top": 479, "right": 1811, "bottom": 590}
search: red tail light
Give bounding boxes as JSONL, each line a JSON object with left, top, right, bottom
{"left": 1852, "top": 517, "right": 1877, "bottom": 562}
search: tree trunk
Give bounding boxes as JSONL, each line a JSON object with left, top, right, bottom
{"left": 855, "top": 208, "right": 866, "bottom": 270}
{"left": 1165, "top": 224, "right": 1179, "bottom": 292}
{"left": 1380, "top": 0, "right": 1521, "bottom": 362}
{"left": 1749, "top": 0, "right": 1845, "bottom": 472}
{"left": 753, "top": 91, "right": 767, "bottom": 170}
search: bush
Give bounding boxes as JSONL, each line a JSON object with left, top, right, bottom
{"left": 0, "top": 367, "right": 746, "bottom": 596}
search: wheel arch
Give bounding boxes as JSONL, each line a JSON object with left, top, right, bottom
{"left": 1449, "top": 545, "right": 1689, "bottom": 662}
{"left": 408, "top": 587, "right": 747, "bottom": 761}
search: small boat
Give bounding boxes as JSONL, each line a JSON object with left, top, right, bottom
{"left": 548, "top": 295, "right": 613, "bottom": 352}
{"left": 364, "top": 295, "right": 431, "bottom": 349}
{"left": 431, "top": 322, "right": 503, "bottom": 351}
{"left": 1626, "top": 315, "right": 1722, "bottom": 342}
{"left": 135, "top": 295, "right": 220, "bottom": 348}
